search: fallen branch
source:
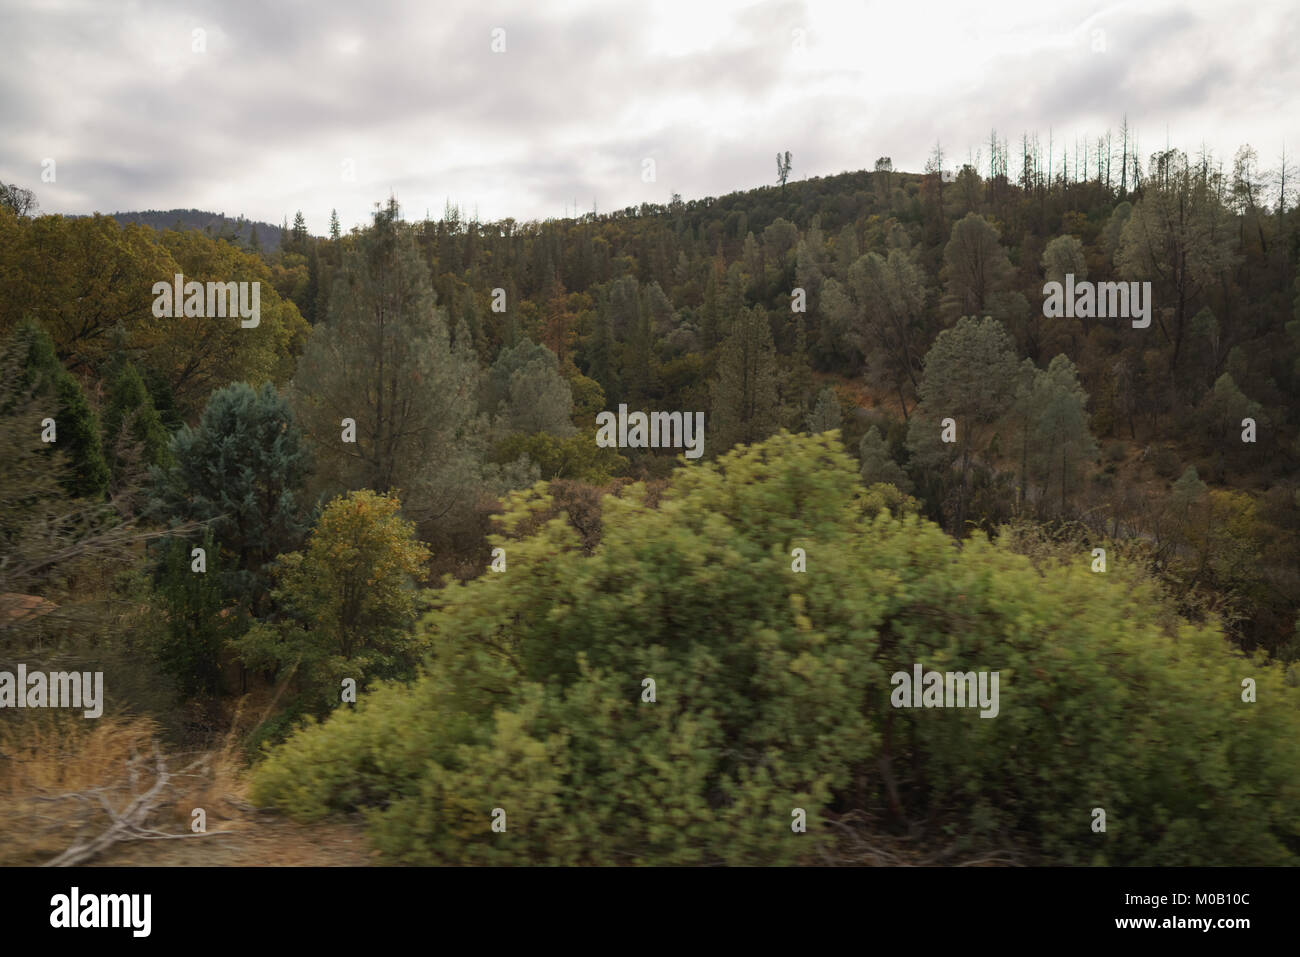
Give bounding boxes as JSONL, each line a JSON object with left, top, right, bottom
{"left": 43, "top": 744, "right": 233, "bottom": 867}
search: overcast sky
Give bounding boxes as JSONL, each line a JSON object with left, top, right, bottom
{"left": 1, "top": 0, "right": 1296, "bottom": 233}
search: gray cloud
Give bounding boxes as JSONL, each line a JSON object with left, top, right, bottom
{"left": 0, "top": 0, "right": 1294, "bottom": 231}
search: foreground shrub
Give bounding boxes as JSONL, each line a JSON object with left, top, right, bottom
{"left": 252, "top": 431, "right": 1300, "bottom": 865}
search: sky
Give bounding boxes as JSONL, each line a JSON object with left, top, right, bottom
{"left": 1, "top": 0, "right": 1296, "bottom": 233}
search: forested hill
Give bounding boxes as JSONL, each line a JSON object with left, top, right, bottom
{"left": 105, "top": 208, "right": 283, "bottom": 252}
{"left": 3, "top": 142, "right": 1300, "bottom": 661}
{"left": 3, "top": 140, "right": 1300, "bottom": 866}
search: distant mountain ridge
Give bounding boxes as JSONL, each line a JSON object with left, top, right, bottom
{"left": 105, "top": 209, "right": 285, "bottom": 252}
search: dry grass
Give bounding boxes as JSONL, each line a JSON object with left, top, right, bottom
{"left": 0, "top": 710, "right": 250, "bottom": 866}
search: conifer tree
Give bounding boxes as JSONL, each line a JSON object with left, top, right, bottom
{"left": 16, "top": 318, "right": 109, "bottom": 500}
{"left": 805, "top": 386, "right": 841, "bottom": 433}
{"left": 102, "top": 357, "right": 172, "bottom": 490}
{"left": 858, "top": 425, "right": 912, "bottom": 492}
{"left": 149, "top": 381, "right": 311, "bottom": 614}
{"left": 152, "top": 528, "right": 232, "bottom": 697}
{"left": 290, "top": 200, "right": 484, "bottom": 526}
{"left": 710, "top": 305, "right": 780, "bottom": 451}
{"left": 907, "top": 316, "right": 1018, "bottom": 535}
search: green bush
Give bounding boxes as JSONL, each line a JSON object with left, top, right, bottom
{"left": 252, "top": 431, "right": 1300, "bottom": 865}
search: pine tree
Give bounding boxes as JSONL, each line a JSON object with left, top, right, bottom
{"left": 586, "top": 292, "right": 620, "bottom": 404}
{"left": 304, "top": 247, "right": 321, "bottom": 324}
{"left": 102, "top": 357, "right": 172, "bottom": 491}
{"left": 906, "top": 316, "right": 1019, "bottom": 535}
{"left": 149, "top": 381, "right": 311, "bottom": 615}
{"left": 805, "top": 386, "right": 841, "bottom": 433}
{"left": 623, "top": 292, "right": 656, "bottom": 402}
{"left": 858, "top": 425, "right": 912, "bottom": 492}
{"left": 16, "top": 318, "right": 109, "bottom": 500}
{"left": 710, "top": 305, "right": 780, "bottom": 452}
{"left": 483, "top": 340, "right": 575, "bottom": 437}
{"left": 329, "top": 208, "right": 341, "bottom": 241}
{"left": 290, "top": 210, "right": 308, "bottom": 251}
{"left": 152, "top": 528, "right": 232, "bottom": 697}
{"left": 290, "top": 203, "right": 485, "bottom": 526}
{"left": 1022, "top": 354, "right": 1098, "bottom": 515}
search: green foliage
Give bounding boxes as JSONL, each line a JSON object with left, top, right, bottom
{"left": 149, "top": 381, "right": 311, "bottom": 613}
{"left": 941, "top": 213, "right": 1012, "bottom": 318}
{"left": 1041, "top": 234, "right": 1087, "bottom": 285}
{"left": 150, "top": 529, "right": 234, "bottom": 697}
{"left": 252, "top": 431, "right": 1300, "bottom": 865}
{"left": 15, "top": 318, "right": 109, "bottom": 499}
{"left": 1018, "top": 354, "right": 1099, "bottom": 515}
{"left": 804, "top": 386, "right": 842, "bottom": 433}
{"left": 845, "top": 249, "right": 929, "bottom": 409}
{"left": 710, "top": 305, "right": 781, "bottom": 452}
{"left": 859, "top": 425, "right": 913, "bottom": 493}
{"left": 1197, "top": 373, "right": 1263, "bottom": 451}
{"left": 102, "top": 358, "right": 173, "bottom": 486}
{"left": 494, "top": 431, "right": 628, "bottom": 483}
{"left": 233, "top": 490, "right": 431, "bottom": 716}
{"left": 907, "top": 316, "right": 1019, "bottom": 533}
{"left": 483, "top": 340, "right": 575, "bottom": 436}
{"left": 291, "top": 201, "right": 487, "bottom": 526}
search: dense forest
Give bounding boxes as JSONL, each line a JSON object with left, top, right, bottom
{"left": 2, "top": 135, "right": 1299, "bottom": 866}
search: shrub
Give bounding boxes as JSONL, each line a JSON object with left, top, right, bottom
{"left": 252, "top": 431, "right": 1300, "bottom": 865}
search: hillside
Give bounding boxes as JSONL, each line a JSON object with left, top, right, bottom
{"left": 2, "top": 139, "right": 1299, "bottom": 868}
{"left": 105, "top": 208, "right": 285, "bottom": 252}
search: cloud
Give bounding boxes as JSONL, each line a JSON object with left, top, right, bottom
{"left": 0, "top": 0, "right": 1294, "bottom": 230}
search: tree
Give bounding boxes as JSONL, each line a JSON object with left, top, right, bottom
{"left": 1196, "top": 373, "right": 1263, "bottom": 474}
{"left": 710, "top": 305, "right": 780, "bottom": 451}
{"left": 940, "top": 214, "right": 1012, "bottom": 319}
{"left": 1021, "top": 354, "right": 1098, "bottom": 515}
{"left": 16, "top": 318, "right": 109, "bottom": 500}
{"left": 483, "top": 340, "right": 575, "bottom": 437}
{"left": 290, "top": 210, "right": 308, "bottom": 251}
{"left": 290, "top": 200, "right": 484, "bottom": 526}
{"left": 805, "top": 386, "right": 841, "bottom": 433}
{"left": 151, "top": 528, "right": 234, "bottom": 697}
{"left": 329, "top": 209, "right": 341, "bottom": 241}
{"left": 149, "top": 381, "right": 311, "bottom": 616}
{"left": 541, "top": 276, "right": 576, "bottom": 364}
{"left": 102, "top": 357, "right": 172, "bottom": 495}
{"left": 776, "top": 151, "right": 792, "bottom": 189}
{"left": 762, "top": 218, "right": 799, "bottom": 272}
{"left": 1040, "top": 234, "right": 1087, "bottom": 286}
{"left": 1231, "top": 144, "right": 1269, "bottom": 254}
{"left": 493, "top": 431, "right": 627, "bottom": 484}
{"left": 585, "top": 292, "right": 620, "bottom": 402}
{"left": 873, "top": 157, "right": 893, "bottom": 199}
{"left": 1117, "top": 150, "right": 1237, "bottom": 371}
{"left": 907, "top": 316, "right": 1019, "bottom": 535}
{"left": 858, "top": 425, "right": 912, "bottom": 492}
{"left": 1100, "top": 202, "right": 1132, "bottom": 266}
{"left": 847, "top": 250, "right": 930, "bottom": 417}
{"left": 231, "top": 490, "right": 431, "bottom": 715}
{"left": 923, "top": 141, "right": 947, "bottom": 238}
{"left": 0, "top": 182, "right": 37, "bottom": 217}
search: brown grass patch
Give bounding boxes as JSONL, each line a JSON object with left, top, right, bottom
{"left": 0, "top": 710, "right": 250, "bottom": 866}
